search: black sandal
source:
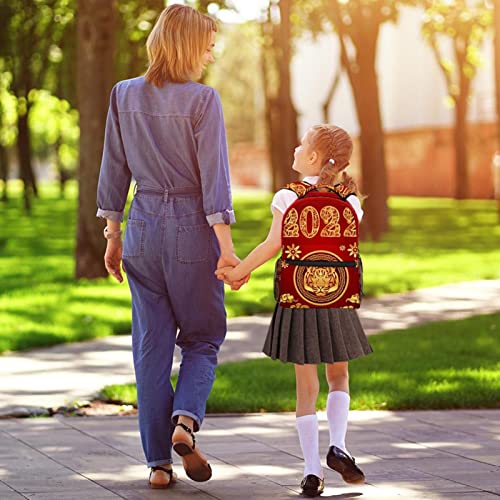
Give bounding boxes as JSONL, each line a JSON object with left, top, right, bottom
{"left": 172, "top": 422, "right": 212, "bottom": 482}
{"left": 172, "top": 422, "right": 196, "bottom": 453}
{"left": 149, "top": 465, "right": 176, "bottom": 489}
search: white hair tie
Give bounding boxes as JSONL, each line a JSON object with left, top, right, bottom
{"left": 328, "top": 159, "right": 335, "bottom": 165}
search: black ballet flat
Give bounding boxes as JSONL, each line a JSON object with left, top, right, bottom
{"left": 300, "top": 474, "right": 325, "bottom": 497}
{"left": 326, "top": 445, "right": 365, "bottom": 484}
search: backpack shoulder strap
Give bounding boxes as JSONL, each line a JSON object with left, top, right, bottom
{"left": 283, "top": 181, "right": 311, "bottom": 198}
{"left": 332, "top": 182, "right": 356, "bottom": 200}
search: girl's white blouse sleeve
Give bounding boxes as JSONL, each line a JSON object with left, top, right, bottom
{"left": 271, "top": 189, "right": 299, "bottom": 215}
{"left": 271, "top": 189, "right": 364, "bottom": 222}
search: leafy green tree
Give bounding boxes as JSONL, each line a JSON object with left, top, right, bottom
{"left": 0, "top": 70, "right": 17, "bottom": 201}
{"left": 261, "top": 0, "right": 299, "bottom": 191}
{"left": 29, "top": 90, "right": 79, "bottom": 196}
{"left": 206, "top": 22, "right": 263, "bottom": 146}
{"left": 183, "top": 0, "right": 231, "bottom": 14}
{"left": 494, "top": 0, "right": 500, "bottom": 151}
{"left": 0, "top": 0, "right": 74, "bottom": 210}
{"left": 422, "top": 0, "right": 493, "bottom": 199}
{"left": 299, "top": 0, "right": 416, "bottom": 240}
{"left": 116, "top": 0, "right": 165, "bottom": 81}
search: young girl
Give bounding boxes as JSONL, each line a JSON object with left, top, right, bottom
{"left": 216, "top": 124, "right": 373, "bottom": 497}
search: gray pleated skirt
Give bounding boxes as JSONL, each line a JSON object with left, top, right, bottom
{"left": 263, "top": 305, "right": 373, "bottom": 365}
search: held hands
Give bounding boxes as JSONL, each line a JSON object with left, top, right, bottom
{"left": 216, "top": 253, "right": 250, "bottom": 291}
{"left": 215, "top": 265, "right": 238, "bottom": 284}
{"left": 104, "top": 239, "right": 124, "bottom": 283}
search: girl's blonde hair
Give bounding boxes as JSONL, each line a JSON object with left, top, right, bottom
{"left": 145, "top": 4, "right": 217, "bottom": 86}
{"left": 309, "top": 124, "right": 363, "bottom": 197}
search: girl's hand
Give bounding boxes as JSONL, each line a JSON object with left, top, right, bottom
{"left": 217, "top": 251, "right": 240, "bottom": 271}
{"left": 230, "top": 273, "right": 250, "bottom": 291}
{"left": 215, "top": 265, "right": 238, "bottom": 282}
{"left": 216, "top": 253, "right": 248, "bottom": 289}
{"left": 104, "top": 239, "right": 124, "bottom": 283}
{"left": 215, "top": 266, "right": 250, "bottom": 291}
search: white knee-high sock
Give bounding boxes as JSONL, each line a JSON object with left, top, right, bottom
{"left": 296, "top": 414, "right": 323, "bottom": 479}
{"left": 326, "top": 391, "right": 350, "bottom": 454}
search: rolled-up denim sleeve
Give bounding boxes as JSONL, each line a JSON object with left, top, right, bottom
{"left": 96, "top": 83, "right": 131, "bottom": 222}
{"left": 194, "top": 88, "right": 235, "bottom": 226}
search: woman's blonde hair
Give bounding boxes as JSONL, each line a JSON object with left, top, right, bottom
{"left": 309, "top": 124, "right": 363, "bottom": 197}
{"left": 145, "top": 4, "right": 217, "bottom": 86}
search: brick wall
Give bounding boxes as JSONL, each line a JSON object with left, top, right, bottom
{"left": 229, "top": 122, "right": 498, "bottom": 199}
{"left": 383, "top": 122, "right": 497, "bottom": 199}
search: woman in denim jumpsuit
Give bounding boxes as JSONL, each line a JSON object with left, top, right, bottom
{"left": 96, "top": 5, "right": 245, "bottom": 489}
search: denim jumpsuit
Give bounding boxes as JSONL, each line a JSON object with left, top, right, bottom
{"left": 96, "top": 77, "right": 235, "bottom": 467}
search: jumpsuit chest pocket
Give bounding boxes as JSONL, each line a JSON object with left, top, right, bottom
{"left": 123, "top": 219, "right": 146, "bottom": 257}
{"left": 176, "top": 224, "right": 210, "bottom": 263}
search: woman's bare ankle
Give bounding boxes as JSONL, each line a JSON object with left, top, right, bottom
{"left": 152, "top": 464, "right": 172, "bottom": 471}
{"left": 177, "top": 415, "right": 194, "bottom": 431}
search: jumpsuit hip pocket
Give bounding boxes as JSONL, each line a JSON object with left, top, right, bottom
{"left": 176, "top": 224, "right": 210, "bottom": 263}
{"left": 123, "top": 219, "right": 146, "bottom": 257}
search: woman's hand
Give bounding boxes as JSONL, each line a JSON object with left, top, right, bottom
{"left": 215, "top": 265, "right": 238, "bottom": 282}
{"left": 217, "top": 251, "right": 240, "bottom": 271}
{"left": 216, "top": 253, "right": 250, "bottom": 291}
{"left": 104, "top": 239, "right": 124, "bottom": 283}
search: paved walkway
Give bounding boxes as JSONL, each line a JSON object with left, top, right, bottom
{"left": 1, "top": 280, "right": 500, "bottom": 498}
{"left": 1, "top": 280, "right": 499, "bottom": 414}
{"left": 1, "top": 410, "right": 499, "bottom": 499}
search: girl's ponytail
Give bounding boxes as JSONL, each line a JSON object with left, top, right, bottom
{"left": 310, "top": 124, "right": 363, "bottom": 198}
{"left": 318, "top": 158, "right": 345, "bottom": 187}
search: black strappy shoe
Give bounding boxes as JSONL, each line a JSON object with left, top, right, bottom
{"left": 172, "top": 422, "right": 212, "bottom": 482}
{"left": 149, "top": 465, "right": 176, "bottom": 489}
{"left": 300, "top": 474, "right": 325, "bottom": 497}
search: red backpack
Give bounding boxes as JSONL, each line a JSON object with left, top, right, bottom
{"left": 275, "top": 181, "right": 362, "bottom": 309}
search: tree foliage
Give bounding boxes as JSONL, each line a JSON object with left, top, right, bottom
{"left": 29, "top": 89, "right": 79, "bottom": 191}
{"left": 297, "top": 0, "right": 417, "bottom": 239}
{"left": 260, "top": 0, "right": 299, "bottom": 191}
{"left": 422, "top": 0, "right": 493, "bottom": 199}
{"left": 116, "top": 0, "right": 165, "bottom": 81}
{"left": 0, "top": 0, "right": 75, "bottom": 208}
{"left": 206, "top": 22, "right": 263, "bottom": 145}
{"left": 0, "top": 71, "right": 17, "bottom": 148}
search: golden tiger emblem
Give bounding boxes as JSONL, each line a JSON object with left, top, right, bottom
{"left": 303, "top": 267, "right": 340, "bottom": 297}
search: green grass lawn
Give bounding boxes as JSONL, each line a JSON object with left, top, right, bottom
{"left": 0, "top": 180, "right": 499, "bottom": 353}
{"left": 100, "top": 312, "right": 500, "bottom": 411}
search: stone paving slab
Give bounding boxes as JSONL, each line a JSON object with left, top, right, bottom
{"left": 1, "top": 410, "right": 499, "bottom": 499}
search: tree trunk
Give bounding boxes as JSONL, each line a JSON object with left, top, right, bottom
{"left": 453, "top": 42, "right": 470, "bottom": 200}
{"left": 75, "top": 0, "right": 116, "bottom": 279}
{"left": 330, "top": 1, "right": 389, "bottom": 241}
{"left": 17, "top": 108, "right": 38, "bottom": 212}
{"left": 494, "top": 0, "right": 500, "bottom": 221}
{"left": 0, "top": 144, "right": 8, "bottom": 202}
{"left": 149, "top": 0, "right": 165, "bottom": 12}
{"left": 322, "top": 62, "right": 342, "bottom": 123}
{"left": 341, "top": 31, "right": 388, "bottom": 240}
{"left": 272, "top": 0, "right": 298, "bottom": 191}
{"left": 495, "top": 0, "right": 500, "bottom": 150}
{"left": 453, "top": 94, "right": 468, "bottom": 199}
{"left": 260, "top": 39, "right": 282, "bottom": 191}
{"left": 54, "top": 138, "right": 69, "bottom": 198}
{"left": 260, "top": 2, "right": 298, "bottom": 193}
{"left": 354, "top": 70, "right": 388, "bottom": 240}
